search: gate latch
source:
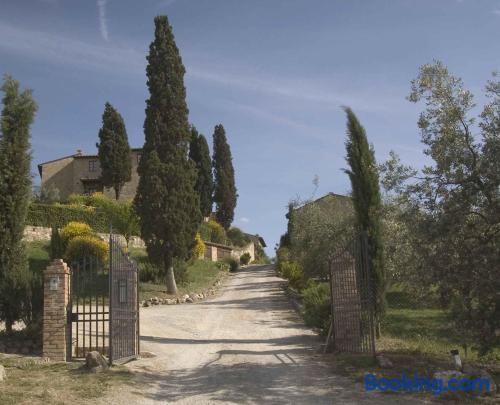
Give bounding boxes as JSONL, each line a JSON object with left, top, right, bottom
{"left": 68, "top": 313, "right": 79, "bottom": 322}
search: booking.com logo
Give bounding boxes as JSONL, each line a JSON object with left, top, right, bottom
{"left": 364, "top": 373, "right": 492, "bottom": 395}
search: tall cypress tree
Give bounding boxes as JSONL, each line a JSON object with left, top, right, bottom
{"left": 343, "top": 107, "right": 386, "bottom": 335}
{"left": 212, "top": 124, "right": 237, "bottom": 229}
{"left": 0, "top": 75, "right": 37, "bottom": 332}
{"left": 96, "top": 102, "right": 132, "bottom": 200}
{"left": 189, "top": 126, "right": 213, "bottom": 217}
{"left": 135, "top": 16, "right": 201, "bottom": 294}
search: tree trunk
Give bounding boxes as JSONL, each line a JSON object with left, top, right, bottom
{"left": 114, "top": 187, "right": 120, "bottom": 200}
{"left": 166, "top": 265, "right": 177, "bottom": 295}
{"left": 5, "top": 317, "right": 13, "bottom": 334}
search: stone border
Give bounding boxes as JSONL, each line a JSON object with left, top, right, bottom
{"left": 141, "top": 273, "right": 227, "bottom": 308}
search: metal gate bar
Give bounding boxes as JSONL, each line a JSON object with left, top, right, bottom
{"left": 327, "top": 232, "right": 375, "bottom": 355}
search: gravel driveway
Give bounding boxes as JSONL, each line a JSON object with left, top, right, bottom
{"left": 101, "top": 265, "right": 425, "bottom": 404}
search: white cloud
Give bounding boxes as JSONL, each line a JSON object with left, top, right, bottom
{"left": 0, "top": 21, "right": 405, "bottom": 114}
{"left": 0, "top": 21, "right": 144, "bottom": 74}
{"left": 239, "top": 217, "right": 250, "bottom": 223}
{"left": 97, "top": 0, "right": 109, "bottom": 41}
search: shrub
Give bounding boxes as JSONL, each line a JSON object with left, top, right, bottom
{"left": 65, "top": 235, "right": 109, "bottom": 264}
{"left": 49, "top": 226, "right": 64, "bottom": 260}
{"left": 223, "top": 257, "right": 239, "bottom": 272}
{"left": 200, "top": 220, "right": 227, "bottom": 244}
{"left": 215, "top": 261, "right": 230, "bottom": 271}
{"left": 173, "top": 258, "right": 188, "bottom": 285}
{"left": 275, "top": 246, "right": 290, "bottom": 276}
{"left": 240, "top": 252, "right": 251, "bottom": 265}
{"left": 227, "top": 227, "right": 250, "bottom": 247}
{"left": 27, "top": 203, "right": 108, "bottom": 232}
{"left": 193, "top": 232, "right": 205, "bottom": 258}
{"left": 281, "top": 261, "right": 305, "bottom": 290}
{"left": 138, "top": 261, "right": 161, "bottom": 283}
{"left": 60, "top": 221, "right": 93, "bottom": 245}
{"left": 301, "top": 281, "right": 331, "bottom": 335}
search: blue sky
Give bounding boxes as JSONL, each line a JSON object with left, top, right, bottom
{"left": 1, "top": 0, "right": 499, "bottom": 254}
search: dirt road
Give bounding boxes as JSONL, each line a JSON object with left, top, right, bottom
{"left": 103, "top": 265, "right": 422, "bottom": 404}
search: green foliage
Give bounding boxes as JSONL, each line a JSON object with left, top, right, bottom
{"left": 65, "top": 235, "right": 109, "bottom": 264}
{"left": 135, "top": 16, "right": 201, "bottom": 294}
{"left": 223, "top": 257, "right": 239, "bottom": 272}
{"left": 344, "top": 107, "right": 386, "bottom": 326}
{"left": 26, "top": 203, "right": 108, "bottom": 232}
{"left": 60, "top": 221, "right": 93, "bottom": 245}
{"left": 189, "top": 127, "right": 213, "bottom": 217}
{"left": 275, "top": 246, "right": 290, "bottom": 277}
{"left": 253, "top": 242, "right": 270, "bottom": 264}
{"left": 25, "top": 241, "right": 50, "bottom": 332}
{"left": 288, "top": 195, "right": 354, "bottom": 280}
{"left": 199, "top": 220, "right": 227, "bottom": 244}
{"left": 88, "top": 193, "right": 139, "bottom": 246}
{"left": 49, "top": 226, "right": 64, "bottom": 260}
{"left": 212, "top": 124, "right": 237, "bottom": 229}
{"left": 280, "top": 261, "right": 305, "bottom": 290}
{"left": 227, "top": 227, "right": 250, "bottom": 247}
{"left": 301, "top": 281, "right": 331, "bottom": 335}
{"left": 378, "top": 61, "right": 500, "bottom": 354}
{"left": 0, "top": 75, "right": 38, "bottom": 332}
{"left": 35, "top": 184, "right": 61, "bottom": 204}
{"left": 97, "top": 103, "right": 132, "bottom": 200}
{"left": 240, "top": 252, "right": 251, "bottom": 265}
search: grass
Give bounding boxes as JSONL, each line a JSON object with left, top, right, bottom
{"left": 0, "top": 354, "right": 132, "bottom": 405}
{"left": 138, "top": 259, "right": 226, "bottom": 301}
{"left": 129, "top": 247, "right": 227, "bottom": 301}
{"left": 379, "top": 307, "right": 500, "bottom": 365}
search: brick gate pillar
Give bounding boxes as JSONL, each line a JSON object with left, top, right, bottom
{"left": 43, "top": 259, "right": 71, "bottom": 361}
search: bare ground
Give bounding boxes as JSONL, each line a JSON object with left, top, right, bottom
{"left": 101, "top": 265, "right": 427, "bottom": 404}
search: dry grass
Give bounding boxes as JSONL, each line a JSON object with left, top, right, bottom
{"left": 0, "top": 354, "right": 132, "bottom": 405}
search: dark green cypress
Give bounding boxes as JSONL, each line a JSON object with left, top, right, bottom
{"left": 189, "top": 126, "right": 213, "bottom": 217}
{"left": 343, "top": 107, "right": 386, "bottom": 335}
{"left": 0, "top": 75, "right": 37, "bottom": 332}
{"left": 96, "top": 102, "right": 132, "bottom": 200}
{"left": 135, "top": 16, "right": 201, "bottom": 294}
{"left": 212, "top": 124, "right": 237, "bottom": 229}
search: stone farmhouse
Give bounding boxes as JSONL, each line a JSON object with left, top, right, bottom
{"left": 38, "top": 148, "right": 142, "bottom": 201}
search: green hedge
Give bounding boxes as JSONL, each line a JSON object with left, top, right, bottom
{"left": 26, "top": 203, "right": 109, "bottom": 232}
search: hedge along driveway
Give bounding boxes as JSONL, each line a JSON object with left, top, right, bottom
{"left": 26, "top": 203, "right": 109, "bottom": 232}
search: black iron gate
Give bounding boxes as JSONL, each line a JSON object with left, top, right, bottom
{"left": 68, "top": 234, "right": 139, "bottom": 364}
{"left": 326, "top": 232, "right": 375, "bottom": 355}
{"left": 109, "top": 234, "right": 140, "bottom": 364}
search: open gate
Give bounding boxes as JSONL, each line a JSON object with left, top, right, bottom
{"left": 109, "top": 234, "right": 140, "bottom": 364}
{"left": 325, "top": 232, "right": 375, "bottom": 356}
{"left": 68, "top": 234, "right": 139, "bottom": 364}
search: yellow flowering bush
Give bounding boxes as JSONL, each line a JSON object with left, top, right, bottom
{"left": 65, "top": 235, "right": 109, "bottom": 264}
{"left": 60, "top": 221, "right": 93, "bottom": 245}
{"left": 193, "top": 232, "right": 205, "bottom": 257}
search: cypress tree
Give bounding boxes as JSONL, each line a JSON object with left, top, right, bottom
{"left": 212, "top": 124, "right": 237, "bottom": 229}
{"left": 96, "top": 102, "right": 132, "bottom": 200}
{"left": 343, "top": 107, "right": 386, "bottom": 336}
{"left": 0, "top": 75, "right": 37, "bottom": 332}
{"left": 135, "top": 16, "right": 201, "bottom": 294}
{"left": 189, "top": 126, "right": 213, "bottom": 217}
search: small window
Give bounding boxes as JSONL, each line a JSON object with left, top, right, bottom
{"left": 88, "top": 160, "right": 98, "bottom": 172}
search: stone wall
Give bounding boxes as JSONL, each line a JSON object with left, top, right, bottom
{"left": 23, "top": 225, "right": 145, "bottom": 248}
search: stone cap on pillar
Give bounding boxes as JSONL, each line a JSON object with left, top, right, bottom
{"left": 44, "top": 259, "right": 70, "bottom": 275}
